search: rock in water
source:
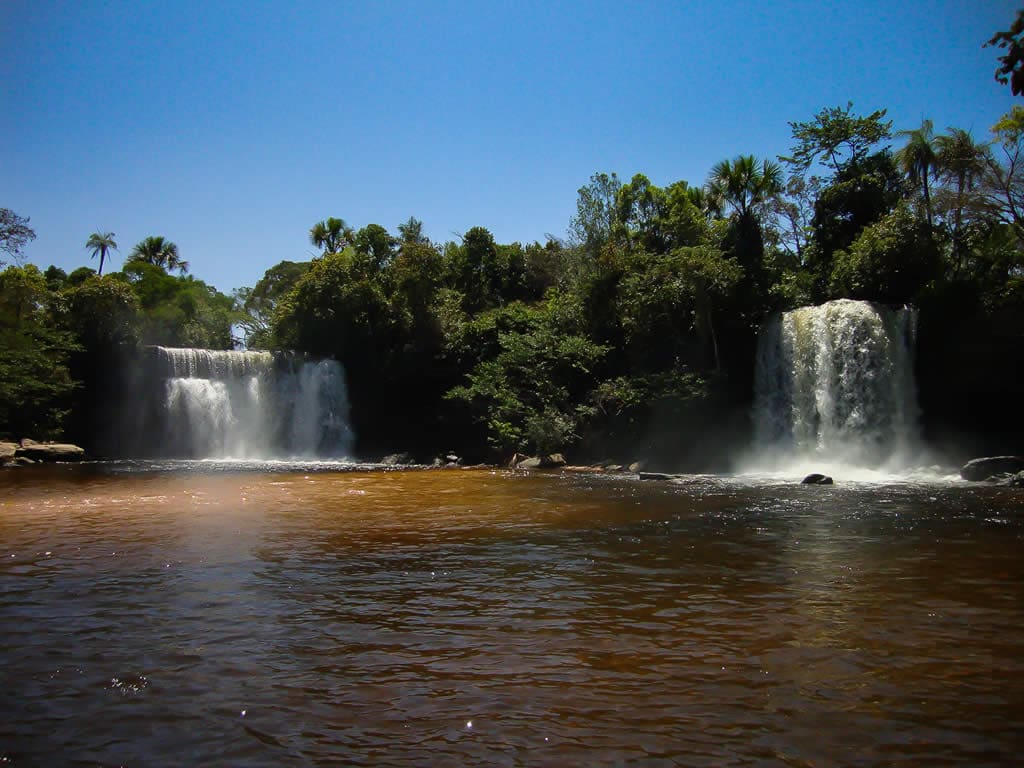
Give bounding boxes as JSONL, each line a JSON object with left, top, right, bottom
{"left": 15, "top": 442, "right": 86, "bottom": 462}
{"left": 0, "top": 441, "right": 17, "bottom": 464}
{"left": 801, "top": 473, "right": 834, "bottom": 485}
{"left": 960, "top": 456, "right": 1024, "bottom": 481}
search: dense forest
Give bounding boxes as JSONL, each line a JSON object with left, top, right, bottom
{"left": 3, "top": 20, "right": 1024, "bottom": 464}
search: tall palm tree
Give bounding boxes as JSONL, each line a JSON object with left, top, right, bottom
{"left": 85, "top": 231, "right": 117, "bottom": 276}
{"left": 130, "top": 236, "right": 189, "bottom": 274}
{"left": 935, "top": 128, "right": 989, "bottom": 272}
{"left": 705, "top": 155, "right": 783, "bottom": 220}
{"left": 895, "top": 119, "right": 937, "bottom": 227}
{"left": 309, "top": 217, "right": 352, "bottom": 256}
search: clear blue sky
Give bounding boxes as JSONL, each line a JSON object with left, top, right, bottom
{"left": 1, "top": 0, "right": 1019, "bottom": 294}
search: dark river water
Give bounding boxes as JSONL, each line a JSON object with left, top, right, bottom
{"left": 1, "top": 464, "right": 1022, "bottom": 766}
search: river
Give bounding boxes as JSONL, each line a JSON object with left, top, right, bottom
{"left": 1, "top": 464, "right": 1022, "bottom": 766}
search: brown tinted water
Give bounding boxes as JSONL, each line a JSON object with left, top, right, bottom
{"left": 1, "top": 464, "right": 1022, "bottom": 766}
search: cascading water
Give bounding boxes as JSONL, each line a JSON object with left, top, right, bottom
{"left": 751, "top": 299, "right": 920, "bottom": 472}
{"left": 152, "top": 347, "right": 353, "bottom": 459}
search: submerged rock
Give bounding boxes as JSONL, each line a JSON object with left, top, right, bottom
{"left": 639, "top": 472, "right": 678, "bottom": 481}
{"left": 960, "top": 456, "right": 1024, "bottom": 482}
{"left": 801, "top": 473, "right": 834, "bottom": 485}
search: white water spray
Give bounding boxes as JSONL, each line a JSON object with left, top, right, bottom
{"left": 747, "top": 299, "right": 925, "bottom": 477}
{"left": 154, "top": 347, "right": 353, "bottom": 459}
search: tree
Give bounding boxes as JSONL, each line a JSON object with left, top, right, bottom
{"left": 353, "top": 223, "right": 396, "bottom": 269}
{"left": 706, "top": 155, "right": 783, "bottom": 220}
{"left": 0, "top": 265, "right": 77, "bottom": 438}
{"left": 129, "top": 236, "right": 189, "bottom": 274}
{"left": 397, "top": 216, "right": 429, "bottom": 245}
{"left": 987, "top": 9, "right": 1024, "bottom": 95}
{"left": 309, "top": 217, "right": 352, "bottom": 256}
{"left": 0, "top": 208, "right": 36, "bottom": 267}
{"left": 982, "top": 108, "right": 1024, "bottom": 247}
{"left": 781, "top": 102, "right": 892, "bottom": 177}
{"left": 895, "top": 119, "right": 938, "bottom": 227}
{"left": 235, "top": 260, "right": 311, "bottom": 348}
{"left": 569, "top": 172, "right": 622, "bottom": 253}
{"left": 446, "top": 303, "right": 608, "bottom": 455}
{"left": 85, "top": 231, "right": 118, "bottom": 276}
{"left": 828, "top": 203, "right": 939, "bottom": 304}
{"left": 935, "top": 127, "right": 990, "bottom": 269}
{"left": 809, "top": 150, "right": 905, "bottom": 283}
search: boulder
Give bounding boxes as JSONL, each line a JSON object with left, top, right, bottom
{"left": 508, "top": 452, "right": 528, "bottom": 468}
{"left": 1, "top": 441, "right": 18, "bottom": 464}
{"left": 960, "top": 456, "right": 1024, "bottom": 481}
{"left": 628, "top": 461, "right": 645, "bottom": 473}
{"left": 15, "top": 442, "right": 86, "bottom": 463}
{"left": 513, "top": 454, "right": 566, "bottom": 469}
{"left": 1009, "top": 471, "right": 1024, "bottom": 488}
{"left": 381, "top": 452, "right": 416, "bottom": 466}
{"left": 801, "top": 473, "right": 834, "bottom": 485}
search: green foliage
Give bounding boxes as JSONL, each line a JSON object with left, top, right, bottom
{"left": 0, "top": 265, "right": 77, "bottom": 438}
{"left": 569, "top": 172, "right": 623, "bottom": 255}
{"left": 65, "top": 276, "right": 140, "bottom": 351}
{"left": 809, "top": 150, "right": 905, "bottom": 294}
{"left": 782, "top": 102, "right": 892, "bottom": 176}
{"left": 309, "top": 217, "right": 353, "bottom": 256}
{"left": 987, "top": 9, "right": 1024, "bottom": 95}
{"left": 828, "top": 203, "right": 939, "bottom": 303}
{"left": 129, "top": 236, "right": 188, "bottom": 274}
{"left": 236, "top": 260, "right": 310, "bottom": 348}
{"left": 353, "top": 224, "right": 396, "bottom": 269}
{"left": 117, "top": 260, "right": 234, "bottom": 348}
{"left": 274, "top": 250, "right": 394, "bottom": 358}
{"left": 446, "top": 303, "right": 608, "bottom": 455}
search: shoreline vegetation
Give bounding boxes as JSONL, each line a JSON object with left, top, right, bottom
{"left": 3, "top": 16, "right": 1024, "bottom": 467}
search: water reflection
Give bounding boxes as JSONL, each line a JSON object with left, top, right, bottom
{"left": 1, "top": 466, "right": 1022, "bottom": 765}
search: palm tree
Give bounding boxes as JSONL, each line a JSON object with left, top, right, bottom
{"left": 129, "top": 236, "right": 189, "bottom": 274}
{"left": 309, "top": 217, "right": 352, "bottom": 256}
{"left": 85, "top": 231, "right": 117, "bottom": 276}
{"left": 705, "top": 155, "right": 783, "bottom": 220}
{"left": 935, "top": 128, "right": 990, "bottom": 272}
{"left": 397, "top": 216, "right": 428, "bottom": 245}
{"left": 895, "top": 119, "right": 938, "bottom": 227}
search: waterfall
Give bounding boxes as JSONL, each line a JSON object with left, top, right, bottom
{"left": 753, "top": 299, "right": 920, "bottom": 469}
{"left": 151, "top": 347, "right": 353, "bottom": 459}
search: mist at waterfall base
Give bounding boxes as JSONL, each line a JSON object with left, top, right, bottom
{"left": 133, "top": 347, "right": 354, "bottom": 461}
{"left": 740, "top": 299, "right": 949, "bottom": 482}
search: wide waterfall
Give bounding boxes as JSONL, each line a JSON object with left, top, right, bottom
{"left": 149, "top": 347, "right": 353, "bottom": 460}
{"left": 752, "top": 299, "right": 920, "bottom": 471}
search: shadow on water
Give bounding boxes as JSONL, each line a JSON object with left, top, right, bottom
{"left": 1, "top": 465, "right": 1022, "bottom": 765}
